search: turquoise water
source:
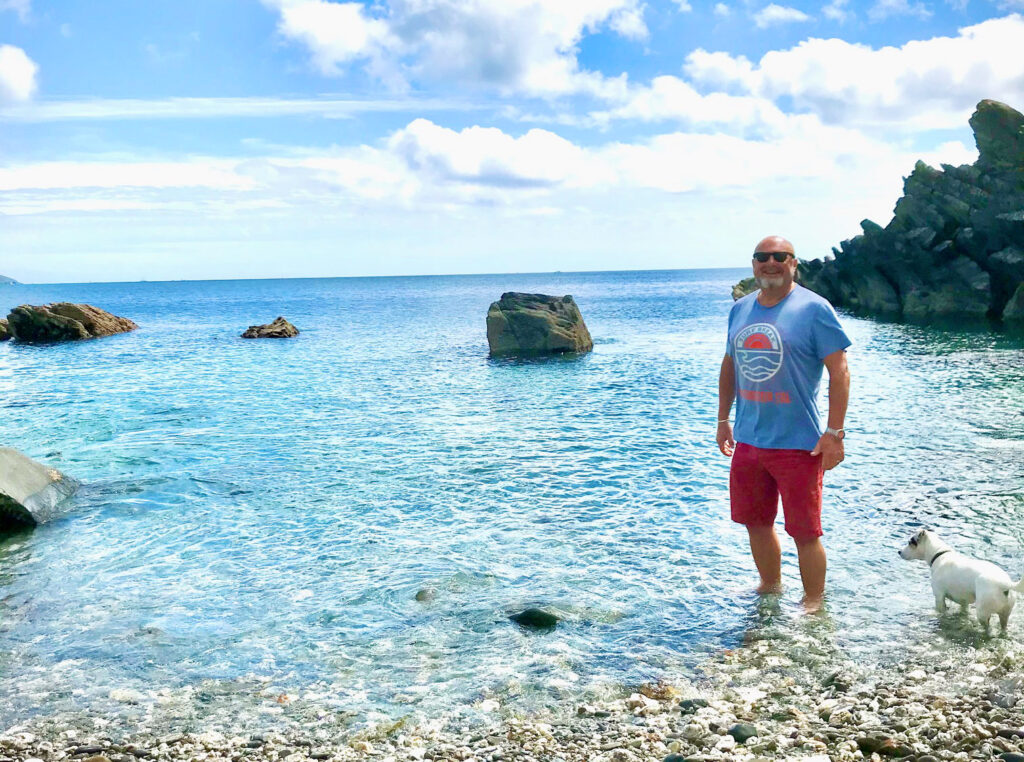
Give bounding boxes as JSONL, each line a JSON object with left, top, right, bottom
{"left": 0, "top": 269, "right": 1022, "bottom": 735}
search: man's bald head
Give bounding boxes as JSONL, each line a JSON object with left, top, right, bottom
{"left": 754, "top": 236, "right": 795, "bottom": 257}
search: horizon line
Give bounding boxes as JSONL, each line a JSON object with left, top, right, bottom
{"left": 1, "top": 264, "right": 752, "bottom": 287}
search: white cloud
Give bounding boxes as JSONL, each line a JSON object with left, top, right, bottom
{"left": 0, "top": 95, "right": 480, "bottom": 122}
{"left": 0, "top": 0, "right": 29, "bottom": 22}
{"left": 683, "top": 14, "right": 1024, "bottom": 129}
{"left": 868, "top": 0, "right": 931, "bottom": 20}
{"left": 0, "top": 45, "right": 37, "bottom": 103}
{"left": 264, "top": 0, "right": 645, "bottom": 98}
{"left": 753, "top": 3, "right": 812, "bottom": 27}
{"left": 0, "top": 117, "right": 977, "bottom": 216}
{"left": 822, "top": 0, "right": 852, "bottom": 21}
{"left": 713, "top": 2, "right": 732, "bottom": 14}
{"left": 673, "top": 0, "right": 694, "bottom": 12}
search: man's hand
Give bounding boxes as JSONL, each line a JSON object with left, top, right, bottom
{"left": 716, "top": 421, "right": 734, "bottom": 457}
{"left": 810, "top": 433, "right": 844, "bottom": 471}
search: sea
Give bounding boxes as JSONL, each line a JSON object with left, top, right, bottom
{"left": 0, "top": 268, "right": 1022, "bottom": 737}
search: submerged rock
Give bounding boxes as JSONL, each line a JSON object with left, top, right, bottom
{"left": 509, "top": 607, "right": 560, "bottom": 629}
{"left": 7, "top": 303, "right": 137, "bottom": 342}
{"left": 800, "top": 99, "right": 1024, "bottom": 323}
{"left": 414, "top": 587, "right": 436, "bottom": 602}
{"left": 241, "top": 316, "right": 299, "bottom": 339}
{"left": 486, "top": 292, "right": 592, "bottom": 357}
{"left": 0, "top": 447, "right": 79, "bottom": 529}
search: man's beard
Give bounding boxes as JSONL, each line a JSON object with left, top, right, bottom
{"left": 756, "top": 276, "right": 785, "bottom": 289}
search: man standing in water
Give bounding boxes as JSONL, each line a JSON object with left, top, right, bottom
{"left": 716, "top": 236, "right": 851, "bottom": 612}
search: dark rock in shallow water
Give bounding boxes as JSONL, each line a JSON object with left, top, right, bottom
{"left": 0, "top": 318, "right": 9, "bottom": 341}
{"left": 7, "top": 303, "right": 137, "bottom": 342}
{"left": 800, "top": 99, "right": 1024, "bottom": 324}
{"left": 486, "top": 292, "right": 592, "bottom": 357}
{"left": 414, "top": 587, "right": 436, "bottom": 602}
{"left": 509, "top": 607, "right": 560, "bottom": 629}
{"left": 0, "top": 447, "right": 79, "bottom": 529}
{"left": 241, "top": 316, "right": 299, "bottom": 339}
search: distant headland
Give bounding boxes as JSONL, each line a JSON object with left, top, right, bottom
{"left": 0, "top": 275, "right": 18, "bottom": 285}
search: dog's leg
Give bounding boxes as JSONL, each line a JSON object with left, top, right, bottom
{"left": 934, "top": 592, "right": 947, "bottom": 614}
{"left": 1000, "top": 611, "right": 1010, "bottom": 632}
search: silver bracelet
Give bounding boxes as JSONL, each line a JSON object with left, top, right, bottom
{"left": 717, "top": 419, "right": 730, "bottom": 423}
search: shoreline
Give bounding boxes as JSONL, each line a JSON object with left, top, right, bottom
{"left": 6, "top": 619, "right": 1024, "bottom": 762}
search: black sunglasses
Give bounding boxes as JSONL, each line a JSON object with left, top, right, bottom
{"left": 753, "top": 251, "right": 793, "bottom": 263}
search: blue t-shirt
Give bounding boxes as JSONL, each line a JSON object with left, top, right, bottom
{"left": 726, "top": 284, "right": 851, "bottom": 451}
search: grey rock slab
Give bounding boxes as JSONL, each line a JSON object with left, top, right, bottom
{"left": 0, "top": 447, "right": 79, "bottom": 528}
{"left": 486, "top": 292, "right": 592, "bottom": 357}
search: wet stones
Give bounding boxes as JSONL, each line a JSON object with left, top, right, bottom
{"left": 727, "top": 723, "right": 758, "bottom": 743}
{"left": 0, "top": 318, "right": 9, "bottom": 341}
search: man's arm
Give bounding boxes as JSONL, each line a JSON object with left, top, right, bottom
{"left": 810, "top": 349, "right": 850, "bottom": 470}
{"left": 716, "top": 354, "right": 736, "bottom": 457}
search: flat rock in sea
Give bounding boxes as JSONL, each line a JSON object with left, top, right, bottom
{"left": 0, "top": 318, "right": 9, "bottom": 341}
{"left": 800, "top": 99, "right": 1024, "bottom": 324}
{"left": 241, "top": 316, "right": 299, "bottom": 339}
{"left": 7, "top": 303, "right": 137, "bottom": 342}
{"left": 0, "top": 447, "right": 79, "bottom": 529}
{"left": 486, "top": 292, "right": 593, "bottom": 357}
{"left": 509, "top": 607, "right": 560, "bottom": 629}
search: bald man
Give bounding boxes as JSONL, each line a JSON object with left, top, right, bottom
{"left": 716, "top": 236, "right": 851, "bottom": 612}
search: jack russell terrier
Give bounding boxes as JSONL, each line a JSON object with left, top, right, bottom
{"left": 900, "top": 528, "right": 1024, "bottom": 633}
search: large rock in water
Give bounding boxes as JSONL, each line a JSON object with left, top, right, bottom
{"left": 7, "top": 303, "right": 137, "bottom": 342}
{"left": 486, "top": 292, "right": 593, "bottom": 357}
{"left": 0, "top": 318, "right": 9, "bottom": 341}
{"left": 241, "top": 316, "right": 299, "bottom": 339}
{"left": 0, "top": 448, "right": 79, "bottom": 529}
{"left": 800, "top": 99, "right": 1024, "bottom": 323}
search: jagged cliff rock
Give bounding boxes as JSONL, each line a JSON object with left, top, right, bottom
{"left": 800, "top": 99, "right": 1024, "bottom": 324}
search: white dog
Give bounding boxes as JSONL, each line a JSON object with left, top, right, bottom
{"left": 899, "top": 528, "right": 1024, "bottom": 633}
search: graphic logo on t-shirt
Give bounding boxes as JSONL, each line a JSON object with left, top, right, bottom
{"left": 734, "top": 323, "right": 784, "bottom": 382}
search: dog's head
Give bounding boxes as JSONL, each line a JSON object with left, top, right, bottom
{"left": 899, "top": 528, "right": 937, "bottom": 561}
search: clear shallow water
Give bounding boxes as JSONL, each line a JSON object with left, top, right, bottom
{"left": 0, "top": 269, "right": 1022, "bottom": 735}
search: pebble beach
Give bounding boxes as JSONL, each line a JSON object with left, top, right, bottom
{"left": 7, "top": 610, "right": 1024, "bottom": 762}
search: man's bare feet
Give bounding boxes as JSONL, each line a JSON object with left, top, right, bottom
{"left": 801, "top": 594, "right": 826, "bottom": 614}
{"left": 756, "top": 581, "right": 783, "bottom": 595}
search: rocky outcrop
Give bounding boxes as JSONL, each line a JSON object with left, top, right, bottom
{"left": 241, "top": 316, "right": 299, "bottom": 339}
{"left": 486, "top": 292, "right": 593, "bottom": 357}
{"left": 0, "top": 448, "right": 79, "bottom": 529}
{"left": 7, "top": 303, "right": 137, "bottom": 342}
{"left": 800, "top": 99, "right": 1024, "bottom": 323}
{"left": 732, "top": 277, "right": 757, "bottom": 300}
{"left": 0, "top": 319, "right": 9, "bottom": 341}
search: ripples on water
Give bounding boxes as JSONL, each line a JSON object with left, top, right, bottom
{"left": 0, "top": 270, "right": 1022, "bottom": 734}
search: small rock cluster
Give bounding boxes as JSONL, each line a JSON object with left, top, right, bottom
{"left": 241, "top": 317, "right": 300, "bottom": 339}
{"left": 801, "top": 99, "right": 1024, "bottom": 323}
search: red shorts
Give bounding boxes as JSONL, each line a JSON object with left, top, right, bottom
{"left": 729, "top": 442, "right": 824, "bottom": 540}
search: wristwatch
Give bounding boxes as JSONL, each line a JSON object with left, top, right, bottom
{"left": 825, "top": 427, "right": 845, "bottom": 440}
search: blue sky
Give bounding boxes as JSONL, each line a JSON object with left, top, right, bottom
{"left": 1, "top": 0, "right": 1021, "bottom": 283}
